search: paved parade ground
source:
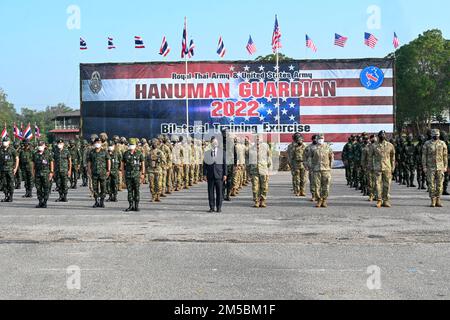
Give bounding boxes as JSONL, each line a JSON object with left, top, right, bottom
{"left": 0, "top": 170, "right": 449, "bottom": 300}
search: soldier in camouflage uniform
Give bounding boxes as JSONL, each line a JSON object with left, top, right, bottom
{"left": 32, "top": 141, "right": 54, "bottom": 208}
{"left": 68, "top": 140, "right": 81, "bottom": 189}
{"left": 440, "top": 130, "right": 450, "bottom": 195}
{"left": 88, "top": 138, "right": 111, "bottom": 208}
{"left": 13, "top": 141, "right": 22, "bottom": 190}
{"left": 122, "top": 138, "right": 145, "bottom": 212}
{"left": 19, "top": 140, "right": 34, "bottom": 198}
{"left": 243, "top": 137, "right": 251, "bottom": 186}
{"left": 310, "top": 134, "right": 334, "bottom": 208}
{"left": 232, "top": 137, "right": 245, "bottom": 197}
{"left": 141, "top": 138, "right": 151, "bottom": 184}
{"left": 422, "top": 129, "right": 448, "bottom": 207}
{"left": 0, "top": 137, "right": 19, "bottom": 202}
{"left": 158, "top": 135, "right": 172, "bottom": 196}
{"left": 182, "top": 136, "right": 191, "bottom": 189}
{"left": 395, "top": 136, "right": 406, "bottom": 185}
{"left": 172, "top": 135, "right": 184, "bottom": 192}
{"left": 80, "top": 140, "right": 89, "bottom": 187}
{"left": 372, "top": 131, "right": 396, "bottom": 208}
{"left": 53, "top": 139, "right": 72, "bottom": 203}
{"left": 403, "top": 134, "right": 417, "bottom": 188}
{"left": 99, "top": 133, "right": 109, "bottom": 151}
{"left": 304, "top": 135, "right": 318, "bottom": 202}
{"left": 288, "top": 133, "right": 308, "bottom": 197}
{"left": 224, "top": 132, "right": 235, "bottom": 202}
{"left": 352, "top": 136, "right": 362, "bottom": 190}
{"left": 249, "top": 135, "right": 272, "bottom": 208}
{"left": 360, "top": 135, "right": 370, "bottom": 197}
{"left": 147, "top": 138, "right": 165, "bottom": 203}
{"left": 415, "top": 135, "right": 427, "bottom": 190}
{"left": 107, "top": 144, "right": 122, "bottom": 202}
{"left": 287, "top": 134, "right": 297, "bottom": 193}
{"left": 342, "top": 136, "right": 353, "bottom": 186}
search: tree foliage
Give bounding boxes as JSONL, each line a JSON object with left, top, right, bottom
{"left": 394, "top": 29, "right": 450, "bottom": 134}
{"left": 255, "top": 53, "right": 294, "bottom": 63}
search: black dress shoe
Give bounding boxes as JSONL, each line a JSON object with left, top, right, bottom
{"left": 208, "top": 209, "right": 215, "bottom": 213}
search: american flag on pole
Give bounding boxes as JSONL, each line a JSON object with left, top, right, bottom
{"left": 306, "top": 34, "right": 317, "bottom": 52}
{"left": 135, "top": 36, "right": 145, "bottom": 49}
{"left": 217, "top": 37, "right": 226, "bottom": 58}
{"left": 393, "top": 32, "right": 400, "bottom": 49}
{"left": 365, "top": 32, "right": 378, "bottom": 48}
{"left": 159, "top": 36, "right": 171, "bottom": 57}
{"left": 80, "top": 37, "right": 87, "bottom": 50}
{"left": 272, "top": 15, "right": 282, "bottom": 53}
{"left": 108, "top": 37, "right": 116, "bottom": 50}
{"left": 334, "top": 33, "right": 348, "bottom": 47}
{"left": 246, "top": 35, "right": 257, "bottom": 55}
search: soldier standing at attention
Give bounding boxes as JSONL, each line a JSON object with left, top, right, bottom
{"left": 107, "top": 144, "right": 122, "bottom": 202}
{"left": 122, "top": 138, "right": 145, "bottom": 212}
{"left": 422, "top": 129, "right": 448, "bottom": 208}
{"left": 415, "top": 135, "right": 427, "bottom": 190}
{"left": 404, "top": 134, "right": 417, "bottom": 188}
{"left": 304, "top": 135, "right": 318, "bottom": 202}
{"left": 80, "top": 140, "right": 89, "bottom": 187}
{"left": 287, "top": 134, "right": 297, "bottom": 193}
{"left": 232, "top": 137, "right": 245, "bottom": 197}
{"left": 32, "top": 141, "right": 54, "bottom": 208}
{"left": 249, "top": 135, "right": 272, "bottom": 208}
{"left": 172, "top": 135, "right": 184, "bottom": 192}
{"left": 440, "top": 131, "right": 450, "bottom": 196}
{"left": 147, "top": 138, "right": 165, "bottom": 203}
{"left": 310, "top": 134, "right": 334, "bottom": 208}
{"left": 0, "top": 137, "right": 19, "bottom": 202}
{"left": 342, "top": 137, "right": 353, "bottom": 186}
{"left": 289, "top": 133, "right": 307, "bottom": 197}
{"left": 19, "top": 140, "right": 34, "bottom": 198}
{"left": 365, "top": 135, "right": 377, "bottom": 202}
{"left": 352, "top": 136, "right": 362, "bottom": 191}
{"left": 182, "top": 136, "right": 191, "bottom": 189}
{"left": 53, "top": 139, "right": 72, "bottom": 203}
{"left": 372, "top": 131, "right": 396, "bottom": 208}
{"left": 68, "top": 140, "right": 81, "bottom": 189}
{"left": 88, "top": 138, "right": 111, "bottom": 208}
{"left": 13, "top": 141, "right": 22, "bottom": 190}
{"left": 162, "top": 135, "right": 173, "bottom": 195}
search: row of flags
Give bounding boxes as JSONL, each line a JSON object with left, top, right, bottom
{"left": 79, "top": 16, "right": 401, "bottom": 57}
{"left": 1, "top": 123, "right": 41, "bottom": 141}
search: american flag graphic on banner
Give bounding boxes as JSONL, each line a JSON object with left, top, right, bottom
{"left": 80, "top": 59, "right": 394, "bottom": 160}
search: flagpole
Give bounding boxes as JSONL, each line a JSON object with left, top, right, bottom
{"left": 185, "top": 17, "right": 189, "bottom": 138}
{"left": 276, "top": 46, "right": 280, "bottom": 149}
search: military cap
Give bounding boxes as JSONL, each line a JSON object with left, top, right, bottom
{"left": 129, "top": 138, "right": 138, "bottom": 145}
{"left": 431, "top": 129, "right": 440, "bottom": 137}
{"left": 317, "top": 134, "right": 324, "bottom": 139}
{"left": 2, "top": 136, "right": 10, "bottom": 142}
{"left": 56, "top": 138, "right": 64, "bottom": 144}
{"left": 93, "top": 137, "right": 101, "bottom": 143}
{"left": 38, "top": 141, "right": 46, "bottom": 146}
{"left": 69, "top": 140, "right": 75, "bottom": 144}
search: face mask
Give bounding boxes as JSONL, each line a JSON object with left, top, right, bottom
{"left": 38, "top": 146, "right": 45, "bottom": 152}
{"left": 57, "top": 144, "right": 64, "bottom": 150}
{"left": 433, "top": 136, "right": 439, "bottom": 141}
{"left": 318, "top": 139, "right": 325, "bottom": 145}
{"left": 94, "top": 143, "right": 102, "bottom": 149}
{"left": 108, "top": 147, "right": 114, "bottom": 152}
{"left": 2, "top": 142, "right": 9, "bottom": 147}
{"left": 129, "top": 145, "right": 136, "bottom": 151}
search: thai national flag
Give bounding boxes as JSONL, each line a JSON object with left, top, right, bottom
{"left": 135, "top": 36, "right": 145, "bottom": 49}
{"left": 80, "top": 37, "right": 87, "bottom": 50}
{"left": 159, "top": 36, "right": 171, "bottom": 57}
{"left": 1, "top": 126, "right": 7, "bottom": 140}
{"left": 23, "top": 123, "right": 33, "bottom": 141}
{"left": 35, "top": 124, "right": 41, "bottom": 138}
{"left": 108, "top": 37, "right": 116, "bottom": 50}
{"left": 246, "top": 35, "right": 257, "bottom": 55}
{"left": 187, "top": 39, "right": 195, "bottom": 58}
{"left": 13, "top": 124, "right": 23, "bottom": 140}
{"left": 181, "top": 18, "right": 188, "bottom": 58}
{"left": 393, "top": 32, "right": 400, "bottom": 49}
{"left": 217, "top": 37, "right": 226, "bottom": 58}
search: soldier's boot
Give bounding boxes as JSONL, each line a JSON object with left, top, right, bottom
{"left": 260, "top": 199, "right": 267, "bottom": 208}
{"left": 63, "top": 193, "right": 68, "bottom": 203}
{"left": 224, "top": 189, "right": 231, "bottom": 202}
{"left": 160, "top": 193, "right": 167, "bottom": 198}
{"left": 316, "top": 199, "right": 323, "bottom": 208}
{"left": 1, "top": 194, "right": 8, "bottom": 202}
{"left": 321, "top": 199, "right": 328, "bottom": 208}
{"left": 310, "top": 196, "right": 316, "bottom": 202}
{"left": 134, "top": 201, "right": 140, "bottom": 212}
{"left": 230, "top": 189, "right": 237, "bottom": 197}
{"left": 99, "top": 198, "right": 105, "bottom": 208}
{"left": 300, "top": 190, "right": 306, "bottom": 197}
{"left": 155, "top": 194, "right": 161, "bottom": 203}
{"left": 113, "top": 194, "right": 118, "bottom": 202}
{"left": 383, "top": 201, "right": 391, "bottom": 208}
{"left": 93, "top": 198, "right": 99, "bottom": 208}
{"left": 125, "top": 202, "right": 134, "bottom": 212}
{"left": 107, "top": 194, "right": 112, "bottom": 202}
{"left": 368, "top": 195, "right": 374, "bottom": 202}
{"left": 253, "top": 201, "right": 260, "bottom": 208}
{"left": 55, "top": 193, "right": 63, "bottom": 202}
{"left": 7, "top": 193, "right": 13, "bottom": 202}
{"left": 42, "top": 199, "right": 48, "bottom": 209}
{"left": 430, "top": 198, "right": 436, "bottom": 208}
{"left": 376, "top": 200, "right": 382, "bottom": 208}
{"left": 36, "top": 199, "right": 43, "bottom": 208}
{"left": 436, "top": 198, "right": 443, "bottom": 208}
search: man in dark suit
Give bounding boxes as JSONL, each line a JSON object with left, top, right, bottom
{"left": 203, "top": 137, "right": 227, "bottom": 213}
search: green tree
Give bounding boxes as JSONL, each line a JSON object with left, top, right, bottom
{"left": 255, "top": 53, "right": 294, "bottom": 63}
{"left": 394, "top": 29, "right": 450, "bottom": 134}
{"left": 0, "top": 89, "right": 18, "bottom": 131}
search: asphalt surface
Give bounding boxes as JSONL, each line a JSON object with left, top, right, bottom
{"left": 0, "top": 170, "right": 449, "bottom": 300}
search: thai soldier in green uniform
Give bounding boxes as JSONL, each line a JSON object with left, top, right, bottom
{"left": 310, "top": 134, "right": 334, "bottom": 208}
{"left": 249, "top": 135, "right": 272, "bottom": 208}
{"left": 68, "top": 140, "right": 81, "bottom": 189}
{"left": 53, "top": 139, "right": 72, "bottom": 203}
{"left": 80, "top": 140, "right": 89, "bottom": 187}
{"left": 287, "top": 135, "right": 297, "bottom": 193}
{"left": 352, "top": 136, "right": 362, "bottom": 190}
{"left": 422, "top": 129, "right": 448, "bottom": 207}
{"left": 372, "top": 131, "right": 396, "bottom": 208}
{"left": 365, "top": 135, "right": 377, "bottom": 202}
{"left": 342, "top": 137, "right": 353, "bottom": 186}
{"left": 147, "top": 138, "right": 165, "bottom": 203}
{"left": 19, "top": 140, "right": 34, "bottom": 198}
{"left": 88, "top": 138, "right": 111, "bottom": 208}
{"left": 415, "top": 135, "right": 427, "bottom": 190}
{"left": 32, "top": 142, "right": 54, "bottom": 208}
{"left": 13, "top": 141, "right": 22, "bottom": 190}
{"left": 359, "top": 134, "right": 370, "bottom": 196}
{"left": 0, "top": 137, "right": 19, "bottom": 202}
{"left": 288, "top": 133, "right": 308, "bottom": 197}
{"left": 107, "top": 145, "right": 122, "bottom": 202}
{"left": 122, "top": 138, "right": 145, "bottom": 212}
{"left": 403, "top": 134, "right": 417, "bottom": 188}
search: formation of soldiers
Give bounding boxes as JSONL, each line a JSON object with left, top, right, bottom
{"left": 342, "top": 129, "right": 449, "bottom": 208}
{"left": 0, "top": 132, "right": 276, "bottom": 211}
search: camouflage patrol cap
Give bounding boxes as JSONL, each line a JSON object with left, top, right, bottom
{"left": 99, "top": 132, "right": 108, "bottom": 140}
{"left": 56, "top": 138, "right": 64, "bottom": 144}
{"left": 151, "top": 138, "right": 159, "bottom": 145}
{"left": 90, "top": 134, "right": 99, "bottom": 141}
{"left": 129, "top": 138, "right": 138, "bottom": 145}
{"left": 69, "top": 140, "right": 75, "bottom": 145}
{"left": 431, "top": 129, "right": 440, "bottom": 137}
{"left": 171, "top": 135, "right": 179, "bottom": 143}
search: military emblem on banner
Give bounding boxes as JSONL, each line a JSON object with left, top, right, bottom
{"left": 360, "top": 66, "right": 384, "bottom": 90}
{"left": 89, "top": 71, "right": 102, "bottom": 94}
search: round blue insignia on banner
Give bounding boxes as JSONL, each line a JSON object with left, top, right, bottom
{"left": 360, "top": 66, "right": 384, "bottom": 90}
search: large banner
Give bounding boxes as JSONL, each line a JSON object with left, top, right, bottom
{"left": 80, "top": 58, "right": 394, "bottom": 154}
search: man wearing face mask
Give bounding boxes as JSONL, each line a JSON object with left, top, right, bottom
{"left": 403, "top": 134, "right": 417, "bottom": 188}
{"left": 32, "top": 142, "right": 54, "bottom": 208}
{"left": 415, "top": 135, "right": 427, "bottom": 190}
{"left": 68, "top": 140, "right": 81, "bottom": 189}
{"left": 19, "top": 140, "right": 34, "bottom": 198}
{"left": 289, "top": 133, "right": 307, "bottom": 197}
{"left": 422, "top": 129, "right": 448, "bottom": 207}
{"left": 365, "top": 135, "right": 377, "bottom": 202}
{"left": 53, "top": 139, "right": 72, "bottom": 203}
{"left": 0, "top": 137, "right": 19, "bottom": 202}
{"left": 310, "top": 134, "right": 334, "bottom": 208}
{"left": 249, "top": 135, "right": 272, "bottom": 208}
{"left": 304, "top": 135, "right": 318, "bottom": 202}
{"left": 122, "top": 138, "right": 145, "bottom": 212}
{"left": 107, "top": 144, "right": 122, "bottom": 202}
{"left": 372, "top": 131, "right": 396, "bottom": 208}
{"left": 88, "top": 138, "right": 111, "bottom": 208}
{"left": 147, "top": 138, "right": 165, "bottom": 203}
{"left": 203, "top": 137, "right": 227, "bottom": 213}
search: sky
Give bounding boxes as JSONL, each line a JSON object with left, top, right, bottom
{"left": 0, "top": 0, "right": 448, "bottom": 111}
